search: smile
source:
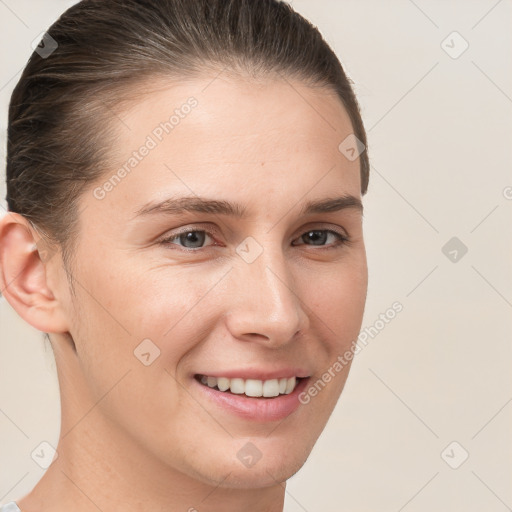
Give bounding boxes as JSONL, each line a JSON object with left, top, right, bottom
{"left": 197, "top": 374, "right": 300, "bottom": 398}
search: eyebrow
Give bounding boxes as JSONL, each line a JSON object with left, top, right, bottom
{"left": 132, "top": 194, "right": 363, "bottom": 220}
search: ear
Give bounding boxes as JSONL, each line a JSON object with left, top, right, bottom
{"left": 0, "top": 211, "right": 70, "bottom": 334}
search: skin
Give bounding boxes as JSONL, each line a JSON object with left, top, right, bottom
{"left": 0, "top": 72, "right": 368, "bottom": 512}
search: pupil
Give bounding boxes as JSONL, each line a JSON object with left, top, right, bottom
{"left": 180, "top": 231, "right": 205, "bottom": 248}
{"left": 305, "top": 230, "right": 326, "bottom": 245}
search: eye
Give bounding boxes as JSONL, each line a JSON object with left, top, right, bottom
{"left": 160, "top": 229, "right": 216, "bottom": 250}
{"left": 159, "top": 227, "right": 350, "bottom": 252}
{"left": 292, "top": 229, "right": 349, "bottom": 248}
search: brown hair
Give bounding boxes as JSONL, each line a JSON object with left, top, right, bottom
{"left": 6, "top": 0, "right": 369, "bottom": 268}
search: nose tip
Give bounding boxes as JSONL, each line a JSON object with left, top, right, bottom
{"left": 225, "top": 261, "right": 309, "bottom": 348}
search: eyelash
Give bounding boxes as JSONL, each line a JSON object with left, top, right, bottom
{"left": 158, "top": 227, "right": 351, "bottom": 252}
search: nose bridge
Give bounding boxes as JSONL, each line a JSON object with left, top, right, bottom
{"left": 226, "top": 240, "right": 308, "bottom": 345}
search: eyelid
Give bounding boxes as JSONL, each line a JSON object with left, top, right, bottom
{"left": 294, "top": 223, "right": 349, "bottom": 241}
{"left": 157, "top": 224, "right": 219, "bottom": 248}
{"left": 156, "top": 222, "right": 218, "bottom": 239}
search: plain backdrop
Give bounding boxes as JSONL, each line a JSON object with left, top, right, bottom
{"left": 1, "top": 1, "right": 511, "bottom": 511}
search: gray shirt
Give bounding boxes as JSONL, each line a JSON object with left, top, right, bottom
{"left": 0, "top": 503, "right": 21, "bottom": 512}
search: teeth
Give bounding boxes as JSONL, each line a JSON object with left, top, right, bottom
{"left": 198, "top": 375, "right": 300, "bottom": 397}
{"left": 230, "top": 378, "right": 245, "bottom": 394}
{"left": 263, "top": 379, "right": 280, "bottom": 397}
{"left": 284, "top": 376, "right": 296, "bottom": 395}
{"left": 217, "top": 377, "right": 230, "bottom": 392}
{"left": 245, "top": 379, "right": 263, "bottom": 397}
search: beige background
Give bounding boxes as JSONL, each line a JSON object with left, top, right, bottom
{"left": 1, "top": 1, "right": 511, "bottom": 510}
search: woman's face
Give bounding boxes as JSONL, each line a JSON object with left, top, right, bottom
{"left": 56, "top": 73, "right": 368, "bottom": 488}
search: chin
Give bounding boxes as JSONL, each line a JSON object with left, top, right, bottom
{"left": 211, "top": 455, "right": 309, "bottom": 490}
{"left": 185, "top": 434, "right": 317, "bottom": 490}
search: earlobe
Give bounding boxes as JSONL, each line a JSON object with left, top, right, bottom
{"left": 0, "top": 211, "right": 69, "bottom": 334}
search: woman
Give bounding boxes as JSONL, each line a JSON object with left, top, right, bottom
{"left": 0, "top": 0, "right": 370, "bottom": 510}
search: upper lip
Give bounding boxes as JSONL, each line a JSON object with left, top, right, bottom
{"left": 194, "top": 368, "right": 310, "bottom": 380}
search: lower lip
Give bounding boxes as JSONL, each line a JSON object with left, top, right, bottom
{"left": 193, "top": 377, "right": 310, "bottom": 422}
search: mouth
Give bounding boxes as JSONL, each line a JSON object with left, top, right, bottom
{"left": 193, "top": 373, "right": 310, "bottom": 422}
{"left": 195, "top": 374, "right": 302, "bottom": 398}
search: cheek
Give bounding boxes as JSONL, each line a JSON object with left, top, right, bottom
{"left": 308, "top": 259, "right": 367, "bottom": 346}
{"left": 295, "top": 266, "right": 366, "bottom": 439}
{"left": 75, "top": 260, "right": 203, "bottom": 339}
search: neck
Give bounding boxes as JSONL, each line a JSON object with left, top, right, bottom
{"left": 17, "top": 340, "right": 286, "bottom": 512}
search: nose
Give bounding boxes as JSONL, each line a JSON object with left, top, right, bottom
{"left": 224, "top": 245, "right": 310, "bottom": 348}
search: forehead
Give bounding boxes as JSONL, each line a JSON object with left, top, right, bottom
{"left": 86, "top": 74, "right": 362, "bottom": 220}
